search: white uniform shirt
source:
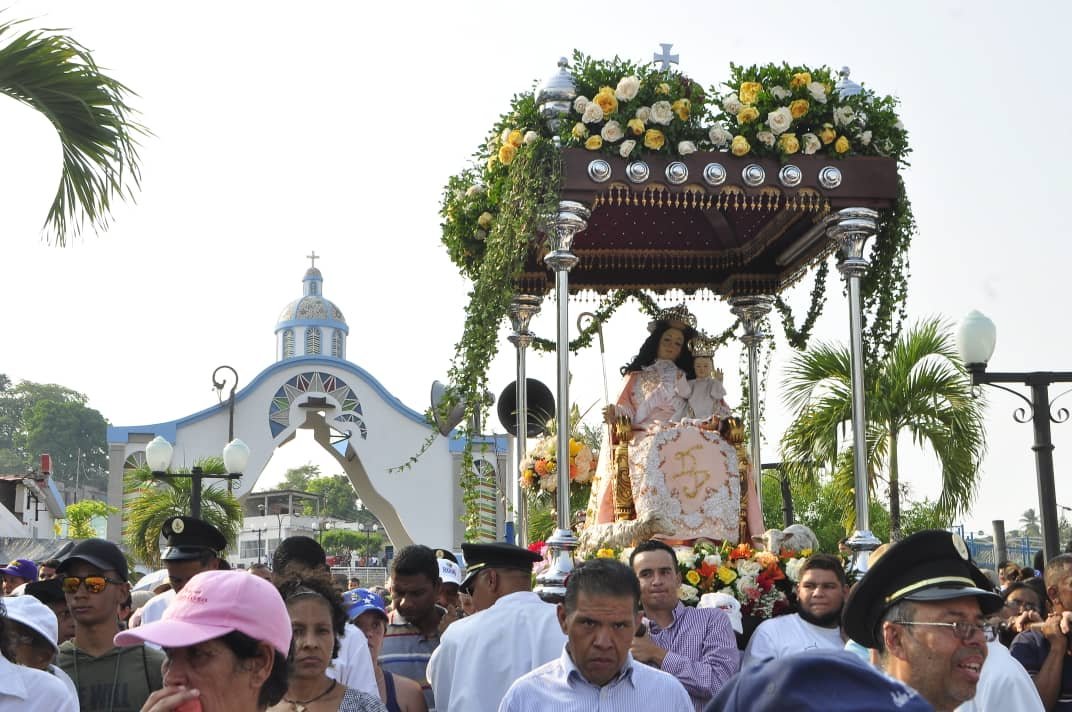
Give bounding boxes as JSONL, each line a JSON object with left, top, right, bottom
{"left": 0, "top": 653, "right": 78, "bottom": 711}
{"left": 955, "top": 640, "right": 1045, "bottom": 712}
{"left": 135, "top": 589, "right": 175, "bottom": 626}
{"left": 428, "top": 591, "right": 566, "bottom": 712}
{"left": 742, "top": 613, "right": 844, "bottom": 667}
{"left": 327, "top": 621, "right": 379, "bottom": 697}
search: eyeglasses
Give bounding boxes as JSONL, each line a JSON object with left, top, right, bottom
{"left": 62, "top": 575, "right": 124, "bottom": 594}
{"left": 896, "top": 620, "right": 997, "bottom": 642}
{"left": 1004, "top": 599, "right": 1039, "bottom": 612}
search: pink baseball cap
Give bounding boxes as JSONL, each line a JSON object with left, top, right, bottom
{"left": 114, "top": 570, "right": 292, "bottom": 656}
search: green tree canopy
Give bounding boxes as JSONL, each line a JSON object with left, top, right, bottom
{"left": 307, "top": 475, "right": 360, "bottom": 521}
{"left": 321, "top": 528, "right": 384, "bottom": 559}
{"left": 65, "top": 500, "right": 117, "bottom": 538}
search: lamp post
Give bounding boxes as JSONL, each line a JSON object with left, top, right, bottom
{"left": 252, "top": 527, "right": 267, "bottom": 564}
{"left": 145, "top": 436, "right": 249, "bottom": 519}
{"left": 212, "top": 365, "right": 240, "bottom": 493}
{"left": 957, "top": 310, "right": 1072, "bottom": 561}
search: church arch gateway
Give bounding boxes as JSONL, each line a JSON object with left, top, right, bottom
{"left": 105, "top": 264, "right": 506, "bottom": 551}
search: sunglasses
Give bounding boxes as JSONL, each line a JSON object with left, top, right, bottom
{"left": 62, "top": 575, "right": 124, "bottom": 594}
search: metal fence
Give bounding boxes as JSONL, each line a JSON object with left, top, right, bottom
{"left": 330, "top": 566, "right": 389, "bottom": 588}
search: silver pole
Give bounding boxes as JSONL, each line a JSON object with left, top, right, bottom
{"left": 535, "top": 199, "right": 589, "bottom": 603}
{"left": 508, "top": 295, "right": 541, "bottom": 548}
{"left": 829, "top": 207, "right": 881, "bottom": 579}
{"left": 729, "top": 296, "right": 774, "bottom": 522}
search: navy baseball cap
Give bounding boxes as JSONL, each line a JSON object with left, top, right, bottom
{"left": 706, "top": 650, "right": 933, "bottom": 711}
{"left": 0, "top": 558, "right": 38, "bottom": 581}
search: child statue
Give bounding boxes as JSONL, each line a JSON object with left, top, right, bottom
{"left": 686, "top": 333, "right": 733, "bottom": 423}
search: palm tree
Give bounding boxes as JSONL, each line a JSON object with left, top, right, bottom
{"left": 780, "top": 317, "right": 987, "bottom": 542}
{"left": 1020, "top": 508, "right": 1041, "bottom": 539}
{"left": 0, "top": 16, "right": 144, "bottom": 243}
{"left": 124, "top": 457, "right": 243, "bottom": 567}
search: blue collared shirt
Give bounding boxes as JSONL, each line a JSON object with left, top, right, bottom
{"left": 498, "top": 645, "right": 693, "bottom": 712}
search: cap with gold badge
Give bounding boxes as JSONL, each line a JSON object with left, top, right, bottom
{"left": 160, "top": 516, "right": 227, "bottom": 561}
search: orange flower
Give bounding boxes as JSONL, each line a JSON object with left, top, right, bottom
{"left": 534, "top": 459, "right": 550, "bottom": 476}
{"left": 729, "top": 543, "right": 753, "bottom": 561}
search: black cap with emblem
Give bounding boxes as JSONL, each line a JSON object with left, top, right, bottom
{"left": 459, "top": 542, "right": 542, "bottom": 593}
{"left": 160, "top": 516, "right": 227, "bottom": 561}
{"left": 842, "top": 529, "right": 1002, "bottom": 649}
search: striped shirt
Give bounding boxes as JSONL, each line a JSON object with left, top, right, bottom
{"left": 498, "top": 647, "right": 693, "bottom": 712}
{"left": 647, "top": 601, "right": 739, "bottom": 710}
{"left": 379, "top": 609, "right": 441, "bottom": 710}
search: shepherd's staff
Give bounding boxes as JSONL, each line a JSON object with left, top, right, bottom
{"left": 576, "top": 312, "right": 609, "bottom": 406}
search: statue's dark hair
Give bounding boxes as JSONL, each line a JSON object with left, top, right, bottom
{"left": 621, "top": 320, "right": 697, "bottom": 379}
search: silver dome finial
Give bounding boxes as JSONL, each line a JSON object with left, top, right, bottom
{"left": 537, "top": 57, "right": 576, "bottom": 132}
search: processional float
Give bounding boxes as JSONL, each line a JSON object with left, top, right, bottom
{"left": 439, "top": 51, "right": 906, "bottom": 601}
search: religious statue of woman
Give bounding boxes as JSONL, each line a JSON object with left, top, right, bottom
{"left": 582, "top": 307, "right": 764, "bottom": 549}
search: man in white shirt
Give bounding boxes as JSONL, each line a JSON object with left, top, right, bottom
{"left": 428, "top": 542, "right": 565, "bottom": 712}
{"left": 743, "top": 554, "right": 848, "bottom": 666}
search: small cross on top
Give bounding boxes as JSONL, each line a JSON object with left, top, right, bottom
{"left": 653, "top": 43, "right": 679, "bottom": 71}
{"left": 307, "top": 251, "right": 319, "bottom": 269}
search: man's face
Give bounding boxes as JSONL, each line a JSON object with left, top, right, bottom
{"left": 165, "top": 555, "right": 218, "bottom": 594}
{"left": 632, "top": 549, "right": 680, "bottom": 614}
{"left": 39, "top": 566, "right": 57, "bottom": 581}
{"left": 2, "top": 574, "right": 27, "bottom": 595}
{"left": 886, "top": 597, "right": 988, "bottom": 711}
{"left": 797, "top": 567, "right": 847, "bottom": 622}
{"left": 1048, "top": 566, "right": 1072, "bottom": 612}
{"left": 48, "top": 599, "right": 76, "bottom": 643}
{"left": 558, "top": 591, "right": 640, "bottom": 687}
{"left": 391, "top": 573, "right": 440, "bottom": 624}
{"left": 63, "top": 561, "right": 128, "bottom": 628}
{"left": 437, "top": 582, "right": 461, "bottom": 611}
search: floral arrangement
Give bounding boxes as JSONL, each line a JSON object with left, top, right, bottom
{"left": 520, "top": 435, "right": 595, "bottom": 494}
{"left": 673, "top": 539, "right": 811, "bottom": 620}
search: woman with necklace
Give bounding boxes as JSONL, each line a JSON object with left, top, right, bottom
{"left": 270, "top": 572, "right": 386, "bottom": 712}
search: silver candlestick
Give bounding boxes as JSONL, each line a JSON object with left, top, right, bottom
{"left": 729, "top": 295, "right": 775, "bottom": 522}
{"left": 508, "top": 294, "right": 542, "bottom": 548}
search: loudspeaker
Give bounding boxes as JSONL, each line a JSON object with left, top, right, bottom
{"left": 497, "top": 378, "right": 555, "bottom": 437}
{"left": 430, "top": 381, "right": 466, "bottom": 436}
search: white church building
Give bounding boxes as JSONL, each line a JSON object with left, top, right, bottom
{"left": 105, "top": 261, "right": 510, "bottom": 550}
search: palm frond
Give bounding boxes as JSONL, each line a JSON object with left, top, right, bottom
{"left": 0, "top": 16, "right": 146, "bottom": 244}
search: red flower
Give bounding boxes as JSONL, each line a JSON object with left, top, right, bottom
{"left": 527, "top": 541, "right": 545, "bottom": 554}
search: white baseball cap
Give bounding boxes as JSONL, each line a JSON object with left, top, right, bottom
{"left": 2, "top": 594, "right": 59, "bottom": 652}
{"left": 438, "top": 558, "right": 462, "bottom": 586}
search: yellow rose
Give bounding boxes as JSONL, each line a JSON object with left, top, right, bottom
{"left": 477, "top": 212, "right": 493, "bottom": 229}
{"left": 507, "top": 129, "right": 523, "bottom": 147}
{"left": 656, "top": 82, "right": 671, "bottom": 95}
{"left": 737, "top": 106, "right": 759, "bottom": 124}
{"left": 730, "top": 135, "right": 750, "bottom": 156}
{"left": 671, "top": 98, "right": 691, "bottom": 121}
{"left": 596, "top": 548, "right": 616, "bottom": 559}
{"left": 835, "top": 135, "right": 850, "bottom": 154}
{"left": 819, "top": 123, "right": 837, "bottom": 145}
{"left": 585, "top": 135, "right": 603, "bottom": 150}
{"left": 717, "top": 566, "right": 738, "bottom": 584}
{"left": 486, "top": 155, "right": 497, "bottom": 171}
{"left": 626, "top": 118, "right": 645, "bottom": 135}
{"left": 571, "top": 122, "right": 588, "bottom": 140}
{"left": 685, "top": 570, "right": 701, "bottom": 586}
{"left": 790, "top": 72, "right": 812, "bottom": 89}
{"left": 643, "top": 128, "right": 665, "bottom": 150}
{"left": 789, "top": 99, "right": 810, "bottom": 119}
{"left": 594, "top": 86, "right": 619, "bottom": 115}
{"left": 778, "top": 133, "right": 800, "bottom": 154}
{"left": 569, "top": 439, "right": 582, "bottom": 456}
{"left": 498, "top": 143, "right": 517, "bottom": 165}
{"left": 738, "top": 81, "right": 763, "bottom": 105}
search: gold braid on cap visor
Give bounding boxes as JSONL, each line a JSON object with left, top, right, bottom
{"left": 884, "top": 576, "right": 978, "bottom": 604}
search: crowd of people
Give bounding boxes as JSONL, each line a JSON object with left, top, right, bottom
{"left": 4, "top": 518, "right": 1072, "bottom": 711}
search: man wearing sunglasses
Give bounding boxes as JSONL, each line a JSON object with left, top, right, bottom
{"left": 843, "top": 529, "right": 1005, "bottom": 712}
{"left": 54, "top": 538, "right": 165, "bottom": 711}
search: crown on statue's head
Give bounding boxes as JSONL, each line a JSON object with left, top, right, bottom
{"left": 648, "top": 304, "right": 697, "bottom": 333}
{"left": 689, "top": 332, "right": 719, "bottom": 357}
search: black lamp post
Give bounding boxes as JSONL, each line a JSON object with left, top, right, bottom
{"left": 958, "top": 310, "right": 1072, "bottom": 562}
{"left": 212, "top": 365, "right": 240, "bottom": 493}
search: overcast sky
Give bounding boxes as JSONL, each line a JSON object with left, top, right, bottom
{"left": 3, "top": 0, "right": 1070, "bottom": 540}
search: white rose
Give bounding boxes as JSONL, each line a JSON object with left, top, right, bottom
{"left": 722, "top": 93, "right": 742, "bottom": 115}
{"left": 894, "top": 119, "right": 905, "bottom": 131}
{"left": 523, "top": 130, "right": 539, "bottom": 144}
{"left": 785, "top": 558, "right": 806, "bottom": 583}
{"left": 756, "top": 130, "right": 775, "bottom": 147}
{"left": 678, "top": 583, "right": 700, "bottom": 602}
{"left": 703, "top": 553, "right": 722, "bottom": 567}
{"left": 859, "top": 129, "right": 873, "bottom": 146}
{"left": 801, "top": 132, "right": 821, "bottom": 155}
{"left": 807, "top": 81, "right": 827, "bottom": 104}
{"left": 465, "top": 184, "right": 485, "bottom": 197}
{"left": 500, "top": 127, "right": 511, "bottom": 144}
{"left": 582, "top": 102, "right": 604, "bottom": 124}
{"left": 573, "top": 95, "right": 589, "bottom": 113}
{"left": 766, "top": 106, "right": 793, "bottom": 135}
{"left": 650, "top": 100, "right": 674, "bottom": 125}
{"left": 635, "top": 105, "right": 652, "bottom": 122}
{"left": 770, "top": 85, "right": 790, "bottom": 100}
{"left": 737, "top": 560, "right": 762, "bottom": 578}
{"left": 615, "top": 75, "right": 641, "bottom": 101}
{"left": 676, "top": 549, "right": 697, "bottom": 567}
{"left": 708, "top": 124, "right": 732, "bottom": 147}
{"left": 600, "top": 120, "right": 625, "bottom": 143}
{"left": 833, "top": 105, "right": 855, "bottom": 127}
{"left": 619, "top": 139, "right": 637, "bottom": 158}
{"left": 677, "top": 140, "right": 698, "bottom": 155}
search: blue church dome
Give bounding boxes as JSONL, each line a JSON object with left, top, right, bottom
{"left": 275, "top": 262, "right": 349, "bottom": 361}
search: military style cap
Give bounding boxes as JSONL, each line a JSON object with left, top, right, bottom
{"left": 459, "top": 542, "right": 542, "bottom": 592}
{"left": 161, "top": 516, "right": 227, "bottom": 561}
{"left": 843, "top": 529, "right": 1002, "bottom": 649}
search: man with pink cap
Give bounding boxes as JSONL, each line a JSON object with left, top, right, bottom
{"left": 115, "top": 570, "right": 292, "bottom": 712}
